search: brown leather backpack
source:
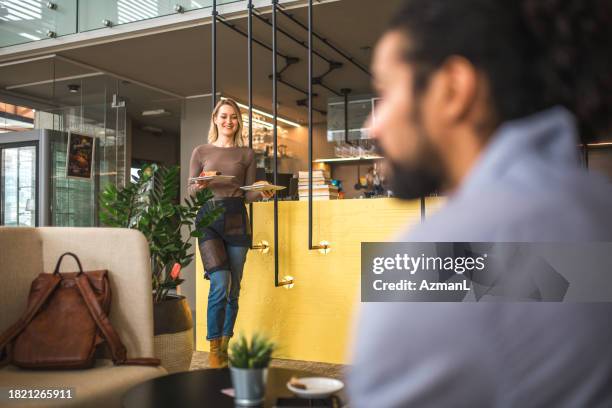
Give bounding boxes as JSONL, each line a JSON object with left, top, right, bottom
{"left": 0, "top": 252, "right": 160, "bottom": 369}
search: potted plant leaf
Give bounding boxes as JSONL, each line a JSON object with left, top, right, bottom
{"left": 99, "top": 164, "right": 223, "bottom": 372}
{"left": 229, "top": 333, "right": 276, "bottom": 406}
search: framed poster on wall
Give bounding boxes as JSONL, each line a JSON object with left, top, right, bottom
{"left": 66, "top": 132, "right": 95, "bottom": 180}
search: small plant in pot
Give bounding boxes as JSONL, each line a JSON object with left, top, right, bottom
{"left": 99, "top": 164, "right": 223, "bottom": 372}
{"left": 229, "top": 333, "right": 276, "bottom": 406}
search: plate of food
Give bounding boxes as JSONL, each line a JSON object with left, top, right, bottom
{"left": 240, "top": 183, "right": 286, "bottom": 192}
{"left": 189, "top": 171, "right": 235, "bottom": 182}
{"left": 286, "top": 376, "right": 344, "bottom": 399}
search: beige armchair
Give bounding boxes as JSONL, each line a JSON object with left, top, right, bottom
{"left": 0, "top": 227, "right": 167, "bottom": 407}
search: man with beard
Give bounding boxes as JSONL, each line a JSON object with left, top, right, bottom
{"left": 349, "top": 1, "right": 612, "bottom": 407}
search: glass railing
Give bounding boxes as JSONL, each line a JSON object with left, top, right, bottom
{"left": 77, "top": 0, "right": 242, "bottom": 32}
{"left": 0, "top": 0, "right": 242, "bottom": 48}
{"left": 0, "top": 0, "right": 78, "bottom": 48}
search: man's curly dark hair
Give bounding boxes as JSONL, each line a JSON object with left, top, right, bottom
{"left": 388, "top": 0, "right": 612, "bottom": 142}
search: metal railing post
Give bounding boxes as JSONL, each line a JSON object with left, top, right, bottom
{"left": 272, "top": 0, "right": 280, "bottom": 286}
{"left": 307, "top": 0, "right": 329, "bottom": 253}
{"left": 211, "top": 0, "right": 217, "bottom": 107}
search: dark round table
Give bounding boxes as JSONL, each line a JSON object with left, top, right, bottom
{"left": 122, "top": 367, "right": 347, "bottom": 408}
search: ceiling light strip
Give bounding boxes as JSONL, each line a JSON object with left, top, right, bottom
{"left": 221, "top": 96, "right": 300, "bottom": 127}
{"left": 6, "top": 72, "right": 104, "bottom": 90}
{"left": 0, "top": 54, "right": 56, "bottom": 68}
{"left": 244, "top": 117, "right": 274, "bottom": 129}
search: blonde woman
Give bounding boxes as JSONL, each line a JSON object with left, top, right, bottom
{"left": 188, "top": 98, "right": 273, "bottom": 367}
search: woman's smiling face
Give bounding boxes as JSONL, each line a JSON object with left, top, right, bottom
{"left": 215, "top": 104, "right": 240, "bottom": 139}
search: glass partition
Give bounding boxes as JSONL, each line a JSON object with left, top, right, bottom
{"left": 0, "top": 0, "right": 243, "bottom": 47}
{"left": 35, "top": 101, "right": 127, "bottom": 227}
{"left": 327, "top": 95, "right": 375, "bottom": 142}
{"left": 0, "top": 0, "right": 77, "bottom": 48}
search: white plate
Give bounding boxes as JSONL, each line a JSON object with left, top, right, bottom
{"left": 240, "top": 184, "right": 286, "bottom": 192}
{"left": 189, "top": 175, "right": 235, "bottom": 182}
{"left": 286, "top": 377, "right": 344, "bottom": 399}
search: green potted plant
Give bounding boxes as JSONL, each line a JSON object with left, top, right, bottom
{"left": 99, "top": 164, "right": 223, "bottom": 372}
{"left": 229, "top": 333, "right": 276, "bottom": 406}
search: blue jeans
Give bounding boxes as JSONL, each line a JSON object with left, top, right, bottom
{"left": 206, "top": 245, "right": 249, "bottom": 340}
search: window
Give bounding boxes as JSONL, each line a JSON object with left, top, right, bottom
{"left": 0, "top": 102, "right": 35, "bottom": 133}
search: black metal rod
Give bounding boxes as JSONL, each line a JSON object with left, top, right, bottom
{"left": 344, "top": 91, "right": 349, "bottom": 144}
{"left": 252, "top": 11, "right": 334, "bottom": 65}
{"left": 217, "top": 18, "right": 310, "bottom": 99}
{"left": 318, "top": 81, "right": 342, "bottom": 97}
{"left": 308, "top": 0, "right": 314, "bottom": 250}
{"left": 252, "top": 10, "right": 344, "bottom": 97}
{"left": 212, "top": 0, "right": 217, "bottom": 107}
{"left": 217, "top": 14, "right": 340, "bottom": 109}
{"left": 248, "top": 0, "right": 255, "bottom": 241}
{"left": 216, "top": 17, "right": 291, "bottom": 59}
{"left": 277, "top": 77, "right": 310, "bottom": 96}
{"left": 278, "top": 76, "right": 339, "bottom": 99}
{"left": 272, "top": 0, "right": 279, "bottom": 287}
{"left": 420, "top": 197, "right": 426, "bottom": 221}
{"left": 297, "top": 99, "right": 327, "bottom": 115}
{"left": 277, "top": 7, "right": 371, "bottom": 77}
{"left": 278, "top": 59, "right": 298, "bottom": 75}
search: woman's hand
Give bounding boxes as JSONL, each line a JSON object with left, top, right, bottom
{"left": 253, "top": 180, "right": 275, "bottom": 199}
{"left": 192, "top": 180, "right": 210, "bottom": 190}
{"left": 192, "top": 170, "right": 219, "bottom": 191}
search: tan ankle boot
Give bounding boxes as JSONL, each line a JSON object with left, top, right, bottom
{"left": 209, "top": 338, "right": 227, "bottom": 368}
{"left": 220, "top": 336, "right": 231, "bottom": 366}
{"left": 221, "top": 335, "right": 231, "bottom": 356}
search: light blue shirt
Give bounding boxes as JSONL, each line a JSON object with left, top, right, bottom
{"left": 349, "top": 107, "right": 612, "bottom": 408}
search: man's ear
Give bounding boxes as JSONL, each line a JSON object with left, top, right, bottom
{"left": 431, "top": 56, "right": 479, "bottom": 124}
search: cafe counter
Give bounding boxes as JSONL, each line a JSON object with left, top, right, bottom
{"left": 196, "top": 197, "right": 444, "bottom": 364}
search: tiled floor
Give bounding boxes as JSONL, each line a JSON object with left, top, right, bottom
{"left": 190, "top": 351, "right": 347, "bottom": 380}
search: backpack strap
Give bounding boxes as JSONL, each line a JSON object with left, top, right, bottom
{"left": 75, "top": 274, "right": 160, "bottom": 367}
{"left": 0, "top": 274, "right": 62, "bottom": 366}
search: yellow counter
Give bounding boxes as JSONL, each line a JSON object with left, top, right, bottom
{"left": 196, "top": 197, "right": 444, "bottom": 364}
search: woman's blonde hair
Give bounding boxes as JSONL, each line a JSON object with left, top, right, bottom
{"left": 207, "top": 98, "right": 245, "bottom": 147}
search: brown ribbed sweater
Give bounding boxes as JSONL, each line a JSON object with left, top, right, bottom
{"left": 188, "top": 143, "right": 260, "bottom": 202}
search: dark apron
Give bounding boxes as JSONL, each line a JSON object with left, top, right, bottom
{"left": 196, "top": 197, "right": 252, "bottom": 279}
